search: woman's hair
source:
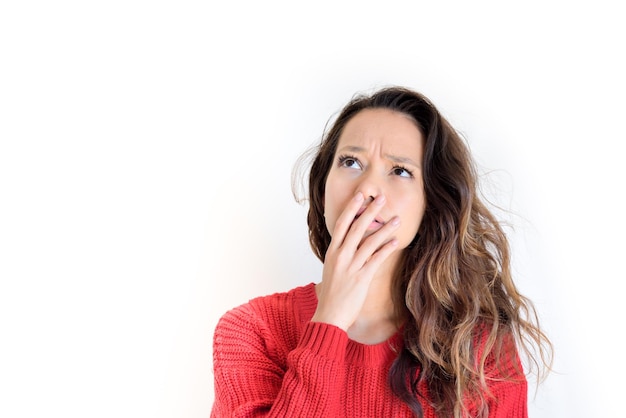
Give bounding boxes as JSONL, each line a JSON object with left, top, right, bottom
{"left": 293, "top": 86, "right": 553, "bottom": 417}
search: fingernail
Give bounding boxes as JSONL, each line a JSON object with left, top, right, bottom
{"left": 375, "top": 195, "right": 386, "bottom": 205}
{"left": 391, "top": 217, "right": 400, "bottom": 226}
{"left": 354, "top": 192, "right": 364, "bottom": 202}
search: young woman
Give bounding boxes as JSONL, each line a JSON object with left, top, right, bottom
{"left": 210, "top": 86, "right": 553, "bottom": 417}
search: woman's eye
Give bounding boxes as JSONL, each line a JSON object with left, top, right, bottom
{"left": 339, "top": 157, "right": 361, "bottom": 170}
{"left": 393, "top": 167, "right": 413, "bottom": 178}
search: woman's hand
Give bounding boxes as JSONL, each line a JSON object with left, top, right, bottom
{"left": 312, "top": 192, "right": 400, "bottom": 331}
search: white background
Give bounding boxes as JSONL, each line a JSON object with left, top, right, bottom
{"left": 1, "top": 1, "right": 624, "bottom": 417}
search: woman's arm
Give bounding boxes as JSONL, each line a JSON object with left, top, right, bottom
{"left": 211, "top": 306, "right": 348, "bottom": 418}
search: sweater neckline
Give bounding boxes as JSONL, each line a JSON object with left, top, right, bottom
{"left": 296, "top": 282, "right": 403, "bottom": 364}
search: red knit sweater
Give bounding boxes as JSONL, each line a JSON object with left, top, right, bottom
{"left": 211, "top": 283, "right": 528, "bottom": 417}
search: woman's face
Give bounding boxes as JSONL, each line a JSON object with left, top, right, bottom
{"left": 324, "top": 108, "right": 426, "bottom": 249}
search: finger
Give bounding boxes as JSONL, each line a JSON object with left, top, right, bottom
{"left": 341, "top": 194, "right": 387, "bottom": 251}
{"left": 352, "top": 216, "right": 400, "bottom": 267}
{"left": 358, "top": 237, "right": 400, "bottom": 276}
{"left": 328, "top": 192, "right": 365, "bottom": 250}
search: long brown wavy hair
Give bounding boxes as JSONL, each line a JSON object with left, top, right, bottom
{"left": 293, "top": 86, "right": 553, "bottom": 417}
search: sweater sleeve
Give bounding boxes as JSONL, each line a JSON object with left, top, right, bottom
{"left": 210, "top": 305, "right": 349, "bottom": 418}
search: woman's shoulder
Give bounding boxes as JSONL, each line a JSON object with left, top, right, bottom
{"left": 216, "top": 283, "right": 318, "bottom": 335}
{"left": 213, "top": 282, "right": 318, "bottom": 357}
{"left": 250, "top": 281, "right": 317, "bottom": 310}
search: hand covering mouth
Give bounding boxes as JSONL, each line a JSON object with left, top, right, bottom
{"left": 354, "top": 209, "right": 386, "bottom": 225}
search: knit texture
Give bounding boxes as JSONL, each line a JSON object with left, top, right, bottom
{"left": 211, "top": 283, "right": 528, "bottom": 417}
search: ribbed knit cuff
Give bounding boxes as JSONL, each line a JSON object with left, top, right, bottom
{"left": 299, "top": 321, "right": 348, "bottom": 359}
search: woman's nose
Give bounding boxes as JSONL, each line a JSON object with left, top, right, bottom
{"left": 357, "top": 171, "right": 383, "bottom": 203}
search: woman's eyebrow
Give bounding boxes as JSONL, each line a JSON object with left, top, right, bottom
{"left": 386, "top": 154, "right": 420, "bottom": 168}
{"left": 337, "top": 145, "right": 365, "bottom": 154}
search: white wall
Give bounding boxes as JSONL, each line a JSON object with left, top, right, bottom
{"left": 1, "top": 1, "right": 623, "bottom": 417}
